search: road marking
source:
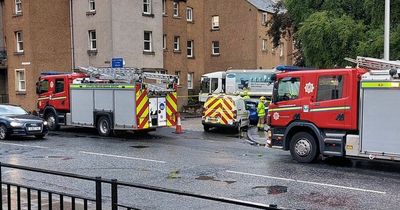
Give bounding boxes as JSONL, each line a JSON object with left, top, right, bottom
{"left": 226, "top": 170, "right": 387, "bottom": 195}
{"left": 0, "top": 142, "right": 49, "bottom": 149}
{"left": 79, "top": 151, "right": 166, "bottom": 164}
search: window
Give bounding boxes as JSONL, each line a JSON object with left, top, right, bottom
{"left": 55, "top": 79, "right": 65, "bottom": 93}
{"left": 187, "top": 40, "right": 193, "bottom": 57}
{"left": 163, "top": 34, "right": 167, "bottom": 50}
{"left": 211, "top": 78, "right": 219, "bottom": 92}
{"left": 188, "top": 73, "right": 194, "bottom": 89}
{"left": 262, "top": 13, "right": 268, "bottom": 25}
{"left": 88, "top": 30, "right": 97, "bottom": 50}
{"left": 38, "top": 80, "right": 49, "bottom": 94}
{"left": 175, "top": 71, "right": 181, "bottom": 85}
{"left": 173, "top": 2, "right": 179, "bottom": 17}
{"left": 186, "top": 7, "right": 193, "bottom": 22}
{"left": 174, "top": 36, "right": 180, "bottom": 51}
{"left": 15, "top": 69, "right": 26, "bottom": 92}
{"left": 15, "top": 31, "right": 23, "bottom": 52}
{"left": 211, "top": 16, "right": 219, "bottom": 30}
{"left": 212, "top": 41, "right": 220, "bottom": 55}
{"left": 15, "top": 0, "right": 22, "bottom": 14}
{"left": 162, "top": 0, "right": 166, "bottom": 15}
{"left": 144, "top": 31, "right": 152, "bottom": 52}
{"left": 276, "top": 77, "right": 300, "bottom": 102}
{"left": 280, "top": 43, "right": 284, "bottom": 57}
{"left": 143, "top": 0, "right": 152, "bottom": 14}
{"left": 89, "top": 0, "right": 95, "bottom": 11}
{"left": 317, "top": 76, "right": 344, "bottom": 102}
{"left": 262, "top": 39, "right": 267, "bottom": 51}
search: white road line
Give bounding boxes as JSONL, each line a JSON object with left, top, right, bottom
{"left": 0, "top": 142, "right": 49, "bottom": 149}
{"left": 226, "top": 170, "right": 387, "bottom": 195}
{"left": 79, "top": 151, "right": 167, "bottom": 164}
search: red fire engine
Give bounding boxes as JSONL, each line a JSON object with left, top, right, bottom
{"left": 267, "top": 57, "right": 400, "bottom": 163}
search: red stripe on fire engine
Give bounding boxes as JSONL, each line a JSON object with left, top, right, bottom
{"left": 139, "top": 116, "right": 150, "bottom": 129}
{"left": 137, "top": 102, "right": 149, "bottom": 119}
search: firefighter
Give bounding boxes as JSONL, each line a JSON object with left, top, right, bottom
{"left": 241, "top": 89, "right": 250, "bottom": 99}
{"left": 257, "top": 96, "right": 266, "bottom": 131}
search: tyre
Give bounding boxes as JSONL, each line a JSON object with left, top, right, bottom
{"left": 203, "top": 125, "right": 210, "bottom": 132}
{"left": 97, "top": 116, "right": 112, "bottom": 137}
{"left": 0, "top": 124, "right": 8, "bottom": 140}
{"left": 290, "top": 132, "right": 319, "bottom": 163}
{"left": 45, "top": 111, "right": 60, "bottom": 131}
{"left": 35, "top": 134, "right": 46, "bottom": 139}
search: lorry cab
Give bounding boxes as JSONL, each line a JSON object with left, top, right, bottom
{"left": 268, "top": 68, "right": 366, "bottom": 162}
{"left": 202, "top": 95, "right": 249, "bottom": 132}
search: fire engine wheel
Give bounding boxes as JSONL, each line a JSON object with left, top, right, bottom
{"left": 45, "top": 112, "right": 60, "bottom": 131}
{"left": 0, "top": 124, "right": 8, "bottom": 140}
{"left": 290, "top": 132, "right": 318, "bottom": 163}
{"left": 97, "top": 116, "right": 112, "bottom": 137}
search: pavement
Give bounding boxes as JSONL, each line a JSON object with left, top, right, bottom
{"left": 0, "top": 117, "right": 400, "bottom": 209}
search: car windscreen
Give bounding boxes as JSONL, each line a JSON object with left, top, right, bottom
{"left": 0, "top": 105, "right": 28, "bottom": 115}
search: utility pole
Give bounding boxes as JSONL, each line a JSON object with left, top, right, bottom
{"left": 384, "top": 0, "right": 390, "bottom": 60}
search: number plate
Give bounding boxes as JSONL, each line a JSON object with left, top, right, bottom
{"left": 28, "top": 127, "right": 41, "bottom": 131}
{"left": 208, "top": 117, "right": 218, "bottom": 123}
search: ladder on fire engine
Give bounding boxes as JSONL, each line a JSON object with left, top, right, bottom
{"left": 346, "top": 56, "right": 400, "bottom": 70}
{"left": 77, "top": 66, "right": 178, "bottom": 91}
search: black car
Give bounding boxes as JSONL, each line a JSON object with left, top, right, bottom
{"left": 0, "top": 104, "right": 48, "bottom": 140}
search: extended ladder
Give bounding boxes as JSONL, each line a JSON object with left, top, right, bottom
{"left": 346, "top": 56, "right": 400, "bottom": 70}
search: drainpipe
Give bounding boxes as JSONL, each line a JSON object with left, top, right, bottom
{"left": 69, "top": 0, "right": 76, "bottom": 70}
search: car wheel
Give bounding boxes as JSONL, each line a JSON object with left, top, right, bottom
{"left": 290, "top": 132, "right": 319, "bottom": 163}
{"left": 97, "top": 116, "right": 112, "bottom": 137}
{"left": 0, "top": 124, "right": 7, "bottom": 140}
{"left": 35, "top": 134, "right": 46, "bottom": 139}
{"left": 45, "top": 111, "right": 60, "bottom": 131}
{"left": 203, "top": 125, "right": 210, "bottom": 132}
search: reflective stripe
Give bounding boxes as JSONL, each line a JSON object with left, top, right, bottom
{"left": 361, "top": 82, "right": 400, "bottom": 88}
{"left": 166, "top": 92, "right": 177, "bottom": 126}
{"left": 70, "top": 84, "right": 135, "bottom": 89}
{"left": 136, "top": 86, "right": 149, "bottom": 129}
{"left": 268, "top": 107, "right": 302, "bottom": 112}
{"left": 203, "top": 96, "right": 235, "bottom": 125}
{"left": 51, "top": 96, "right": 67, "bottom": 100}
{"left": 38, "top": 97, "right": 49, "bottom": 101}
{"left": 310, "top": 106, "right": 351, "bottom": 112}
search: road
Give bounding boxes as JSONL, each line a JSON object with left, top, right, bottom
{"left": 1, "top": 117, "right": 400, "bottom": 209}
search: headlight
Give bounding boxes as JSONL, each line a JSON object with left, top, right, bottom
{"left": 10, "top": 121, "right": 24, "bottom": 127}
{"left": 43, "top": 121, "right": 48, "bottom": 126}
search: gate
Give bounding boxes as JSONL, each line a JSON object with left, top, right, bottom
{"left": 0, "top": 163, "right": 292, "bottom": 210}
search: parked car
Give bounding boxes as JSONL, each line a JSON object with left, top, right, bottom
{"left": 202, "top": 95, "right": 249, "bottom": 132}
{"left": 245, "top": 99, "right": 259, "bottom": 126}
{"left": 0, "top": 104, "right": 48, "bottom": 140}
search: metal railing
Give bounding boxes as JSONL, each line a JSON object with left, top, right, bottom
{"left": 0, "top": 163, "right": 292, "bottom": 210}
{"left": 0, "top": 94, "right": 8, "bottom": 104}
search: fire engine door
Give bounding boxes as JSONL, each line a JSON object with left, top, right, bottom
{"left": 157, "top": 97, "right": 167, "bottom": 126}
{"left": 149, "top": 98, "right": 158, "bottom": 126}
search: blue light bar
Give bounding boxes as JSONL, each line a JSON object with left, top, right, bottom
{"left": 275, "top": 65, "right": 314, "bottom": 72}
{"left": 41, "top": 72, "right": 71, "bottom": 76}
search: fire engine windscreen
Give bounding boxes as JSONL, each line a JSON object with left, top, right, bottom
{"left": 275, "top": 77, "right": 300, "bottom": 102}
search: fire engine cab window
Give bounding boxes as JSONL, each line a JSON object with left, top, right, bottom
{"left": 55, "top": 79, "right": 65, "bottom": 93}
{"left": 39, "top": 80, "right": 49, "bottom": 93}
{"left": 317, "top": 75, "right": 343, "bottom": 101}
{"left": 277, "top": 77, "right": 300, "bottom": 102}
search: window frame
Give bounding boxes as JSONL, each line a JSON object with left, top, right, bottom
{"left": 144, "top": 31, "right": 153, "bottom": 52}
{"left": 186, "top": 7, "right": 193, "bottom": 22}
{"left": 211, "top": 15, "right": 220, "bottom": 30}
{"left": 15, "top": 31, "right": 23, "bottom": 53}
{"left": 173, "top": 2, "right": 179, "bottom": 17}
{"left": 280, "top": 43, "right": 284, "bottom": 57}
{"left": 163, "top": 34, "right": 167, "bottom": 50}
{"left": 174, "top": 36, "right": 180, "bottom": 51}
{"left": 89, "top": 0, "right": 96, "bottom": 12}
{"left": 15, "top": 69, "right": 26, "bottom": 92}
{"left": 175, "top": 71, "right": 181, "bottom": 86}
{"left": 316, "top": 75, "right": 344, "bottom": 102}
{"left": 15, "top": 0, "right": 22, "bottom": 14}
{"left": 188, "top": 72, "right": 194, "bottom": 89}
{"left": 88, "top": 30, "right": 97, "bottom": 50}
{"left": 162, "top": 0, "right": 166, "bottom": 15}
{"left": 143, "top": 0, "right": 152, "bottom": 15}
{"left": 187, "top": 40, "right": 193, "bottom": 57}
{"left": 212, "top": 41, "right": 220, "bottom": 55}
{"left": 262, "top": 13, "right": 268, "bottom": 25}
{"left": 262, "top": 39, "right": 267, "bottom": 51}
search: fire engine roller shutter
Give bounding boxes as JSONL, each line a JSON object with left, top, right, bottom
{"left": 135, "top": 85, "right": 150, "bottom": 129}
{"left": 361, "top": 81, "right": 400, "bottom": 155}
{"left": 166, "top": 92, "right": 177, "bottom": 126}
{"left": 204, "top": 96, "right": 235, "bottom": 125}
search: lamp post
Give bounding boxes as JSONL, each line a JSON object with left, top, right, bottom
{"left": 384, "top": 0, "right": 390, "bottom": 60}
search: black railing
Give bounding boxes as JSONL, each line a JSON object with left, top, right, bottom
{"left": 0, "top": 163, "right": 293, "bottom": 210}
{"left": 0, "top": 94, "right": 8, "bottom": 104}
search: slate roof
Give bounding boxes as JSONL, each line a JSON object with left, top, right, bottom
{"left": 246, "top": 0, "right": 285, "bottom": 13}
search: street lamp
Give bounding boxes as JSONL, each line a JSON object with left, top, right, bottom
{"left": 384, "top": 0, "right": 390, "bottom": 60}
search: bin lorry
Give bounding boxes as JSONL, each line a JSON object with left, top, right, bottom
{"left": 267, "top": 57, "right": 400, "bottom": 163}
{"left": 36, "top": 67, "right": 179, "bottom": 136}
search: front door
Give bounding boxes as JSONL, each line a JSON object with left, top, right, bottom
{"left": 157, "top": 97, "right": 167, "bottom": 126}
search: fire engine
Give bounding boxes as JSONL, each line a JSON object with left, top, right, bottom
{"left": 267, "top": 57, "right": 400, "bottom": 163}
{"left": 36, "top": 67, "right": 178, "bottom": 136}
